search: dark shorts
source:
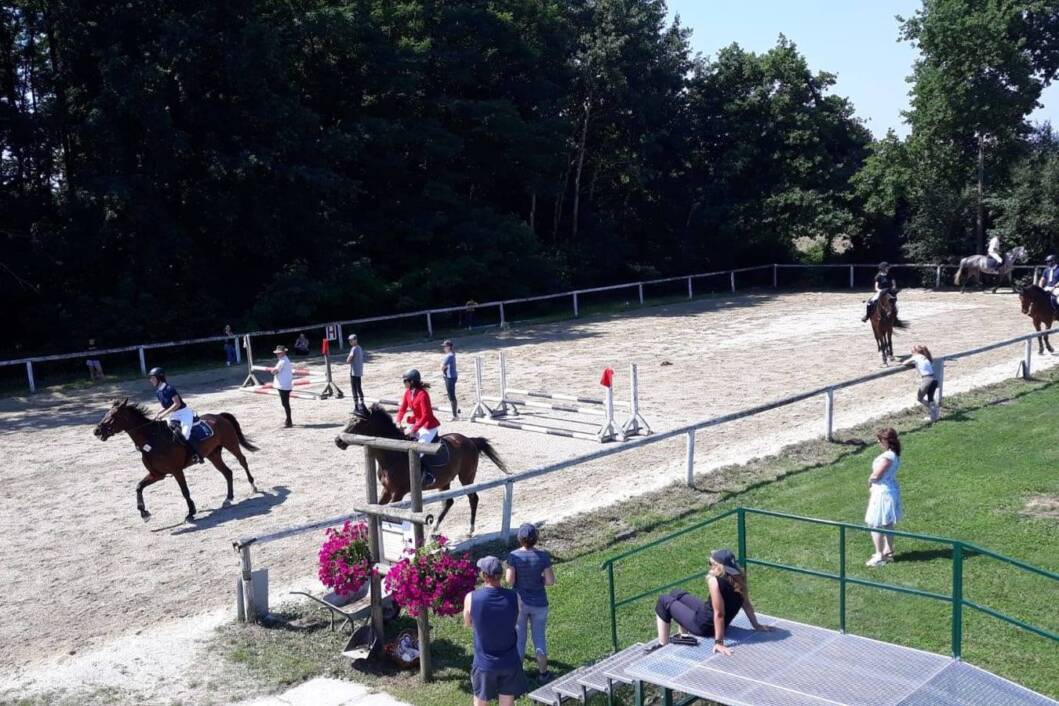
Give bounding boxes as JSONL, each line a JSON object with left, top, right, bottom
{"left": 655, "top": 589, "right": 712, "bottom": 637}
{"left": 917, "top": 376, "right": 938, "bottom": 403}
{"left": 471, "top": 664, "right": 528, "bottom": 701}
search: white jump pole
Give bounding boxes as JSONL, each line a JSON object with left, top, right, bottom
{"left": 621, "top": 363, "right": 652, "bottom": 437}
{"left": 241, "top": 335, "right": 261, "bottom": 387}
{"left": 597, "top": 383, "right": 619, "bottom": 442}
{"left": 469, "top": 356, "right": 493, "bottom": 420}
{"left": 496, "top": 351, "right": 516, "bottom": 416}
{"left": 1023, "top": 339, "right": 1033, "bottom": 380}
{"left": 337, "top": 323, "right": 344, "bottom": 351}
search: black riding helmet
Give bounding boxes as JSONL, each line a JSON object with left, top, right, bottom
{"left": 1047, "top": 255, "right": 1056, "bottom": 264}
{"left": 879, "top": 261, "right": 890, "bottom": 271}
{"left": 148, "top": 366, "right": 166, "bottom": 382}
{"left": 402, "top": 368, "right": 421, "bottom": 385}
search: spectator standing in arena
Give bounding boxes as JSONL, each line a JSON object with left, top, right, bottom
{"left": 85, "top": 339, "right": 104, "bottom": 381}
{"left": 505, "top": 523, "right": 555, "bottom": 682}
{"left": 441, "top": 339, "right": 459, "bottom": 420}
{"left": 346, "top": 334, "right": 365, "bottom": 409}
{"left": 865, "top": 428, "right": 903, "bottom": 566}
{"left": 654, "top": 549, "right": 771, "bottom": 655}
{"left": 269, "top": 345, "right": 294, "bottom": 428}
{"left": 464, "top": 556, "right": 528, "bottom": 706}
{"left": 223, "top": 325, "right": 237, "bottom": 367}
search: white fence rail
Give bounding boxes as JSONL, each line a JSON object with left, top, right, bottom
{"left": 230, "top": 325, "right": 1051, "bottom": 604}
{"left": 4, "top": 262, "right": 1043, "bottom": 393}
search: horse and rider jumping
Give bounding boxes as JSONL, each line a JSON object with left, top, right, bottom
{"left": 335, "top": 369, "right": 509, "bottom": 537}
{"left": 94, "top": 368, "right": 259, "bottom": 521}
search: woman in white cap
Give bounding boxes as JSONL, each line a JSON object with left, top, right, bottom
{"left": 345, "top": 333, "right": 365, "bottom": 409}
{"left": 269, "top": 345, "right": 294, "bottom": 428}
{"left": 653, "top": 548, "right": 771, "bottom": 655}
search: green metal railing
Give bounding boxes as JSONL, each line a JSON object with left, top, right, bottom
{"left": 601, "top": 507, "right": 1059, "bottom": 657}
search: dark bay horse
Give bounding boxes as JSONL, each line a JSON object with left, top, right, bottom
{"left": 954, "top": 246, "right": 1026, "bottom": 293}
{"left": 867, "top": 291, "right": 906, "bottom": 365}
{"left": 94, "top": 399, "right": 259, "bottom": 521}
{"left": 334, "top": 404, "right": 509, "bottom": 536}
{"left": 1018, "top": 285, "right": 1056, "bottom": 355}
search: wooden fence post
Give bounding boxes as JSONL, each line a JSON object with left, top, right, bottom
{"left": 685, "top": 431, "right": 696, "bottom": 487}
{"left": 824, "top": 389, "right": 834, "bottom": 442}
{"left": 26, "top": 361, "right": 35, "bottom": 393}
{"left": 240, "top": 545, "right": 256, "bottom": 624}
{"left": 407, "top": 449, "right": 432, "bottom": 682}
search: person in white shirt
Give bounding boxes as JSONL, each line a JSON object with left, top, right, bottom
{"left": 987, "top": 235, "right": 1003, "bottom": 273}
{"left": 906, "top": 344, "right": 939, "bottom": 422}
{"left": 269, "top": 345, "right": 294, "bottom": 428}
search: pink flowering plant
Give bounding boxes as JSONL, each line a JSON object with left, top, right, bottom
{"left": 384, "top": 535, "right": 477, "bottom": 617}
{"left": 318, "top": 520, "right": 375, "bottom": 597}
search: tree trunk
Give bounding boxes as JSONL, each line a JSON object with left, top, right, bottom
{"left": 570, "top": 98, "right": 591, "bottom": 243}
{"left": 43, "top": 6, "right": 75, "bottom": 194}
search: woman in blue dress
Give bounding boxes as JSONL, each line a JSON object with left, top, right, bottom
{"left": 865, "top": 427, "right": 903, "bottom": 567}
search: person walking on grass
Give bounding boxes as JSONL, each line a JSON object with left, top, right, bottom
{"left": 464, "top": 556, "right": 529, "bottom": 706}
{"left": 346, "top": 334, "right": 365, "bottom": 410}
{"left": 441, "top": 339, "right": 459, "bottom": 420}
{"left": 269, "top": 345, "right": 294, "bottom": 428}
{"left": 865, "top": 427, "right": 903, "bottom": 567}
{"left": 907, "top": 344, "right": 939, "bottom": 422}
{"left": 505, "top": 523, "right": 555, "bottom": 682}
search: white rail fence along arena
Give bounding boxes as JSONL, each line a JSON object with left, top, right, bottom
{"left": 4, "top": 262, "right": 1043, "bottom": 394}
{"left": 230, "top": 326, "right": 1050, "bottom": 617}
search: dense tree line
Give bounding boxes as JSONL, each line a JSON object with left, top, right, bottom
{"left": 2, "top": 0, "right": 1057, "bottom": 357}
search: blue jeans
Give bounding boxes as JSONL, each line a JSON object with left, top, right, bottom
{"left": 516, "top": 601, "right": 549, "bottom": 658}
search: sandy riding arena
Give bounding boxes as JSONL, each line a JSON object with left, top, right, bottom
{"left": 1, "top": 289, "right": 1051, "bottom": 698}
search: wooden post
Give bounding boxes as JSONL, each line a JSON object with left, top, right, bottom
{"left": 573, "top": 292, "right": 579, "bottom": 318}
{"left": 935, "top": 266, "right": 942, "bottom": 289}
{"left": 824, "top": 388, "right": 834, "bottom": 442}
{"left": 773, "top": 264, "right": 778, "bottom": 288}
{"left": 687, "top": 277, "right": 693, "bottom": 300}
{"left": 685, "top": 431, "right": 696, "bottom": 487}
{"left": 337, "top": 323, "right": 344, "bottom": 351}
{"left": 26, "top": 361, "right": 35, "bottom": 393}
{"left": 499, "top": 302, "right": 506, "bottom": 327}
{"left": 234, "top": 334, "right": 242, "bottom": 363}
{"left": 138, "top": 347, "right": 146, "bottom": 375}
{"left": 364, "top": 447, "right": 385, "bottom": 645}
{"left": 426, "top": 312, "right": 433, "bottom": 338}
{"left": 638, "top": 283, "right": 644, "bottom": 305}
{"left": 407, "top": 449, "right": 432, "bottom": 682}
{"left": 730, "top": 271, "right": 736, "bottom": 293}
{"left": 240, "top": 545, "right": 256, "bottom": 623}
{"left": 849, "top": 265, "right": 855, "bottom": 289}
{"left": 1023, "top": 339, "right": 1032, "bottom": 380}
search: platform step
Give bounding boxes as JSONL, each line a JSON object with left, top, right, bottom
{"left": 577, "top": 642, "right": 645, "bottom": 693}
{"left": 527, "top": 681, "right": 564, "bottom": 706}
{"left": 603, "top": 641, "right": 660, "bottom": 685}
{"left": 552, "top": 665, "right": 596, "bottom": 700}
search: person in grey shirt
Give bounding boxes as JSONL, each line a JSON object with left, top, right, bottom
{"left": 505, "top": 523, "right": 555, "bottom": 682}
{"left": 346, "top": 334, "right": 365, "bottom": 409}
{"left": 441, "top": 339, "right": 458, "bottom": 420}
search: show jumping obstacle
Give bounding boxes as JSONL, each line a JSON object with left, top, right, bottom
{"left": 470, "top": 351, "right": 650, "bottom": 442}
{"left": 239, "top": 336, "right": 344, "bottom": 400}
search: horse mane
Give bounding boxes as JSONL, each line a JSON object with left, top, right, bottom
{"left": 366, "top": 403, "right": 404, "bottom": 439}
{"left": 113, "top": 400, "right": 165, "bottom": 432}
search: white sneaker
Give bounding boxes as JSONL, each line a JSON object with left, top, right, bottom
{"left": 865, "top": 555, "right": 887, "bottom": 567}
{"left": 923, "top": 416, "right": 934, "bottom": 422}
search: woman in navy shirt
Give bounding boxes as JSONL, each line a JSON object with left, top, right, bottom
{"left": 505, "top": 523, "right": 556, "bottom": 681}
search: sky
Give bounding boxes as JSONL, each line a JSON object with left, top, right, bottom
{"left": 666, "top": 0, "right": 1059, "bottom": 139}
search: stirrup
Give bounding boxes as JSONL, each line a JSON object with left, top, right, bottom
{"left": 422, "top": 471, "right": 436, "bottom": 488}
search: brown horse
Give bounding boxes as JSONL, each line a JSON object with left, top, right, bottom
{"left": 867, "top": 291, "right": 906, "bottom": 365}
{"left": 334, "top": 404, "right": 508, "bottom": 536}
{"left": 1018, "top": 284, "right": 1056, "bottom": 354}
{"left": 94, "top": 399, "right": 259, "bottom": 521}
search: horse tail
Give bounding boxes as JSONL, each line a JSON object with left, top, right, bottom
{"left": 471, "top": 437, "right": 509, "bottom": 474}
{"left": 220, "top": 412, "right": 259, "bottom": 452}
{"left": 954, "top": 261, "right": 965, "bottom": 286}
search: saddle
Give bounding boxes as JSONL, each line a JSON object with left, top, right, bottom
{"left": 420, "top": 437, "right": 451, "bottom": 473}
{"left": 168, "top": 418, "right": 214, "bottom": 443}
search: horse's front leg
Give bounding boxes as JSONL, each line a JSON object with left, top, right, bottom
{"left": 172, "top": 469, "right": 197, "bottom": 521}
{"left": 136, "top": 473, "right": 161, "bottom": 521}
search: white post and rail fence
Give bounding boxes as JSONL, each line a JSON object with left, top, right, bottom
{"left": 2, "top": 262, "right": 1042, "bottom": 394}
{"left": 230, "top": 326, "right": 1052, "bottom": 620}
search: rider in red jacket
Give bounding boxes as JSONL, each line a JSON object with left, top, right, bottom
{"left": 396, "top": 368, "right": 442, "bottom": 485}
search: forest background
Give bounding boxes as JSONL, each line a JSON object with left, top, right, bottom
{"left": 3, "top": 0, "right": 1058, "bottom": 356}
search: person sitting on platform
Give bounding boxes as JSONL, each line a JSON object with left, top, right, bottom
{"left": 654, "top": 549, "right": 771, "bottom": 655}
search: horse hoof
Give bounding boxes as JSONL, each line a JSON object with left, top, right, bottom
{"left": 185, "top": 513, "right": 196, "bottom": 522}
{"left": 251, "top": 484, "right": 260, "bottom": 493}
{"left": 222, "top": 498, "right": 232, "bottom": 508}
{"left": 140, "top": 511, "right": 151, "bottom": 522}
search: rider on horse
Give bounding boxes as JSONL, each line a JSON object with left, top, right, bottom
{"left": 395, "top": 368, "right": 442, "bottom": 486}
{"left": 862, "top": 262, "right": 898, "bottom": 323}
{"left": 148, "top": 367, "right": 203, "bottom": 464}
{"left": 1039, "top": 255, "right": 1059, "bottom": 309}
{"left": 986, "top": 235, "right": 1004, "bottom": 274}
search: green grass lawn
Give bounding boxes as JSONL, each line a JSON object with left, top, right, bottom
{"left": 215, "top": 370, "right": 1059, "bottom": 704}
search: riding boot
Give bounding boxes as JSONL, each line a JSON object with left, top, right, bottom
{"left": 181, "top": 436, "right": 203, "bottom": 464}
